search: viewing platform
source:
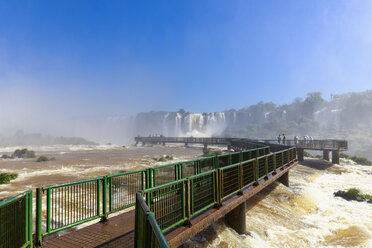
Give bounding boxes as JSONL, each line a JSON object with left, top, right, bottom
{"left": 258, "top": 139, "right": 348, "bottom": 164}
{"left": 1, "top": 136, "right": 347, "bottom": 248}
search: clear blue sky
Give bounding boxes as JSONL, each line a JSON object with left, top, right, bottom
{"left": 1, "top": 0, "right": 372, "bottom": 116}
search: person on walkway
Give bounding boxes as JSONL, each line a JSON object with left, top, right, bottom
{"left": 294, "top": 135, "right": 298, "bottom": 145}
{"left": 277, "top": 134, "right": 282, "bottom": 144}
{"left": 282, "top": 133, "right": 286, "bottom": 144}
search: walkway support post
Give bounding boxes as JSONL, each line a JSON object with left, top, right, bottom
{"left": 332, "top": 150, "right": 340, "bottom": 164}
{"left": 35, "top": 188, "right": 42, "bottom": 247}
{"left": 226, "top": 202, "right": 246, "bottom": 235}
{"left": 227, "top": 144, "right": 232, "bottom": 151}
{"left": 297, "top": 148, "right": 304, "bottom": 162}
{"left": 277, "top": 171, "right": 289, "bottom": 187}
{"left": 323, "top": 150, "right": 330, "bottom": 161}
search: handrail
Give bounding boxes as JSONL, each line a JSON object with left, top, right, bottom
{"left": 134, "top": 192, "right": 169, "bottom": 248}
{"left": 2, "top": 138, "right": 297, "bottom": 247}
{"left": 134, "top": 146, "right": 297, "bottom": 247}
{"left": 33, "top": 142, "right": 272, "bottom": 245}
{"left": 0, "top": 190, "right": 33, "bottom": 248}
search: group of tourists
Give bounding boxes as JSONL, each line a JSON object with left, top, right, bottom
{"left": 277, "top": 133, "right": 286, "bottom": 144}
{"left": 277, "top": 134, "right": 313, "bottom": 145}
{"left": 303, "top": 135, "right": 313, "bottom": 144}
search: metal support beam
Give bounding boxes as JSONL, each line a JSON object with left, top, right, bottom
{"left": 226, "top": 202, "right": 246, "bottom": 235}
{"left": 277, "top": 171, "right": 289, "bottom": 187}
{"left": 227, "top": 144, "right": 232, "bottom": 151}
{"left": 332, "top": 150, "right": 340, "bottom": 164}
{"left": 323, "top": 150, "right": 330, "bottom": 161}
{"left": 297, "top": 148, "right": 304, "bottom": 162}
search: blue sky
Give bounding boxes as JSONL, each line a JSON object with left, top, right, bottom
{"left": 1, "top": 0, "right": 372, "bottom": 116}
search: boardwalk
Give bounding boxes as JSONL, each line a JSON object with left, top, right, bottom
{"left": 1, "top": 136, "right": 331, "bottom": 248}
{"left": 43, "top": 211, "right": 135, "bottom": 248}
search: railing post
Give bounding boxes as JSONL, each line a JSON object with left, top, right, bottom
{"left": 35, "top": 188, "right": 42, "bottom": 247}
{"left": 238, "top": 163, "right": 243, "bottom": 195}
{"left": 265, "top": 156, "right": 268, "bottom": 179}
{"left": 25, "top": 191, "right": 29, "bottom": 245}
{"left": 185, "top": 179, "right": 192, "bottom": 227}
{"left": 28, "top": 191, "right": 33, "bottom": 248}
{"left": 273, "top": 153, "right": 277, "bottom": 174}
{"left": 216, "top": 169, "right": 222, "bottom": 207}
{"left": 46, "top": 188, "right": 51, "bottom": 233}
{"left": 101, "top": 177, "right": 108, "bottom": 222}
{"left": 281, "top": 151, "right": 284, "bottom": 169}
{"left": 254, "top": 159, "right": 259, "bottom": 185}
{"left": 109, "top": 176, "right": 112, "bottom": 212}
{"left": 97, "top": 179, "right": 101, "bottom": 216}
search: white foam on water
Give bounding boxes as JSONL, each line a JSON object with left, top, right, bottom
{"left": 186, "top": 160, "right": 372, "bottom": 248}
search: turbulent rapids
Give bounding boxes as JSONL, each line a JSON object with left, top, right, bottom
{"left": 184, "top": 159, "right": 372, "bottom": 248}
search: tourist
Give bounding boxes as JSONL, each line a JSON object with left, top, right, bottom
{"left": 294, "top": 135, "right": 298, "bottom": 145}
{"left": 282, "top": 133, "right": 286, "bottom": 144}
{"left": 277, "top": 134, "right": 282, "bottom": 144}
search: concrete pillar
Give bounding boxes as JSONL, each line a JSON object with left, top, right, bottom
{"left": 163, "top": 142, "right": 166, "bottom": 146}
{"left": 323, "top": 150, "right": 330, "bottom": 161}
{"left": 278, "top": 171, "right": 289, "bottom": 187}
{"left": 297, "top": 148, "right": 304, "bottom": 162}
{"left": 204, "top": 143, "right": 208, "bottom": 149}
{"left": 332, "top": 150, "right": 340, "bottom": 164}
{"left": 142, "top": 142, "right": 145, "bottom": 146}
{"left": 226, "top": 202, "right": 246, "bottom": 235}
{"left": 227, "top": 144, "right": 232, "bottom": 151}
{"left": 185, "top": 143, "right": 188, "bottom": 147}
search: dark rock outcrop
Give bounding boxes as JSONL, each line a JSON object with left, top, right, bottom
{"left": 334, "top": 190, "right": 372, "bottom": 203}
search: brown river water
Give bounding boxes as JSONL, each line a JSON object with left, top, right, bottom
{"left": 1, "top": 145, "right": 371, "bottom": 247}
{"left": 0, "top": 144, "right": 203, "bottom": 199}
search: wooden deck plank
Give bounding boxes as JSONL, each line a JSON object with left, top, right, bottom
{"left": 43, "top": 210, "right": 135, "bottom": 248}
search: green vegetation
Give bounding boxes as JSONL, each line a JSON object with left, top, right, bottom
{"left": 219, "top": 90, "right": 372, "bottom": 161}
{"left": 334, "top": 188, "right": 372, "bottom": 203}
{"left": 1, "top": 154, "right": 13, "bottom": 159}
{"left": 346, "top": 188, "right": 360, "bottom": 197}
{"left": 153, "top": 155, "right": 173, "bottom": 162}
{"left": 37, "top": 156, "right": 56, "bottom": 162}
{"left": 0, "top": 173, "right": 18, "bottom": 184}
{"left": 347, "top": 188, "right": 372, "bottom": 202}
{"left": 303, "top": 151, "right": 313, "bottom": 158}
{"left": 1, "top": 148, "right": 36, "bottom": 159}
{"left": 340, "top": 153, "right": 372, "bottom": 165}
{"left": 203, "top": 147, "right": 222, "bottom": 157}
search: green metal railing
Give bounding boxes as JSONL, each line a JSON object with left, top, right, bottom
{"left": 0, "top": 190, "right": 33, "bottom": 248}
{"left": 134, "top": 193, "right": 169, "bottom": 248}
{"left": 1, "top": 141, "right": 295, "bottom": 248}
{"left": 135, "top": 146, "right": 297, "bottom": 247}
{"left": 33, "top": 145, "right": 272, "bottom": 245}
{"left": 188, "top": 170, "right": 218, "bottom": 216}
{"left": 107, "top": 169, "right": 147, "bottom": 213}
{"left": 143, "top": 179, "right": 187, "bottom": 232}
{"left": 35, "top": 177, "right": 104, "bottom": 245}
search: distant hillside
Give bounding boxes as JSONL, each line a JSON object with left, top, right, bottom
{"left": 0, "top": 130, "right": 98, "bottom": 146}
{"left": 133, "top": 90, "right": 372, "bottom": 160}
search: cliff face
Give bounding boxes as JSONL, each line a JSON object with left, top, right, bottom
{"left": 131, "top": 91, "right": 372, "bottom": 160}
{"left": 134, "top": 111, "right": 234, "bottom": 137}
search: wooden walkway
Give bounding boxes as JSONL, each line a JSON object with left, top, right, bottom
{"left": 43, "top": 211, "right": 135, "bottom": 248}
